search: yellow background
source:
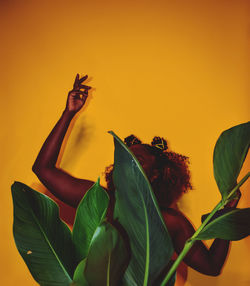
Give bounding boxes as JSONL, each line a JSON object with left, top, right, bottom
{"left": 1, "top": 0, "right": 249, "bottom": 285}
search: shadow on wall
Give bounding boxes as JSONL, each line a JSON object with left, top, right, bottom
{"left": 58, "top": 114, "right": 94, "bottom": 170}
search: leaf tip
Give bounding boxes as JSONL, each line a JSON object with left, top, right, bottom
{"left": 108, "top": 130, "right": 115, "bottom": 137}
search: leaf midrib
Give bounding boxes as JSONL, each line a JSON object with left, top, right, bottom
{"left": 27, "top": 192, "right": 72, "bottom": 281}
{"left": 140, "top": 192, "right": 150, "bottom": 286}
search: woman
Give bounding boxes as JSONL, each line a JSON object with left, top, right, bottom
{"left": 32, "top": 74, "right": 240, "bottom": 279}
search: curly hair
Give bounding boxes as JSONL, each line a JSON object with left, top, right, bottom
{"left": 104, "top": 135, "right": 192, "bottom": 209}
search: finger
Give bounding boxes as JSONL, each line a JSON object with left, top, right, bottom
{"left": 82, "top": 89, "right": 89, "bottom": 97}
{"left": 79, "top": 75, "right": 88, "bottom": 83}
{"left": 70, "top": 90, "right": 82, "bottom": 97}
{"left": 79, "top": 84, "right": 91, "bottom": 90}
{"left": 81, "top": 94, "right": 89, "bottom": 99}
{"left": 80, "top": 90, "right": 89, "bottom": 100}
{"left": 75, "top": 73, "right": 80, "bottom": 83}
{"left": 73, "top": 74, "right": 80, "bottom": 89}
{"left": 74, "top": 90, "right": 88, "bottom": 97}
{"left": 71, "top": 88, "right": 89, "bottom": 96}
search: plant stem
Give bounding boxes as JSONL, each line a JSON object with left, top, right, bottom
{"left": 160, "top": 172, "right": 250, "bottom": 285}
{"left": 160, "top": 240, "right": 193, "bottom": 286}
{"left": 223, "top": 172, "right": 250, "bottom": 203}
{"left": 191, "top": 201, "right": 223, "bottom": 240}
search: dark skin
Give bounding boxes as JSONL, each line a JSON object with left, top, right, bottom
{"left": 32, "top": 74, "right": 240, "bottom": 277}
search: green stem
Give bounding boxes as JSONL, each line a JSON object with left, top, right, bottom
{"left": 223, "top": 172, "right": 250, "bottom": 203}
{"left": 160, "top": 172, "right": 250, "bottom": 285}
{"left": 160, "top": 240, "right": 193, "bottom": 286}
{"left": 191, "top": 201, "right": 223, "bottom": 240}
{"left": 107, "top": 252, "right": 110, "bottom": 286}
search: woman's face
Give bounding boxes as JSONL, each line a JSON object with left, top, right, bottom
{"left": 129, "top": 144, "right": 157, "bottom": 180}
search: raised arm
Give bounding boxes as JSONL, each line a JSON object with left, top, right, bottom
{"left": 32, "top": 74, "right": 94, "bottom": 208}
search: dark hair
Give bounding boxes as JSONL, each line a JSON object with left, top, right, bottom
{"left": 105, "top": 135, "right": 192, "bottom": 209}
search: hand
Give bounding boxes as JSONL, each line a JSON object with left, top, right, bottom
{"left": 65, "top": 74, "right": 91, "bottom": 114}
{"left": 224, "top": 189, "right": 241, "bottom": 208}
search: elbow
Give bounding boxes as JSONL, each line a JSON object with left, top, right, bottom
{"left": 32, "top": 163, "right": 56, "bottom": 181}
{"left": 32, "top": 164, "right": 38, "bottom": 174}
{"left": 209, "top": 270, "right": 221, "bottom": 277}
{"left": 200, "top": 269, "right": 221, "bottom": 277}
{"left": 207, "top": 266, "right": 222, "bottom": 277}
{"left": 32, "top": 162, "right": 46, "bottom": 177}
{"left": 32, "top": 158, "right": 55, "bottom": 175}
{"left": 32, "top": 163, "right": 40, "bottom": 175}
{"left": 196, "top": 264, "right": 222, "bottom": 277}
{"left": 32, "top": 164, "right": 49, "bottom": 186}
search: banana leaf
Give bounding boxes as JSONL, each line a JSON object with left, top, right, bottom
{"left": 109, "top": 131, "right": 175, "bottom": 286}
{"left": 83, "top": 222, "right": 129, "bottom": 286}
{"left": 72, "top": 222, "right": 129, "bottom": 286}
{"left": 213, "top": 121, "right": 250, "bottom": 199}
{"left": 12, "top": 182, "right": 75, "bottom": 286}
{"left": 196, "top": 208, "right": 250, "bottom": 240}
{"left": 72, "top": 178, "right": 109, "bottom": 262}
{"left": 201, "top": 208, "right": 233, "bottom": 223}
{"left": 71, "top": 259, "right": 89, "bottom": 286}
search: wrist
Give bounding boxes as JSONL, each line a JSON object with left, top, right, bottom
{"left": 224, "top": 190, "right": 241, "bottom": 209}
{"left": 62, "top": 109, "right": 76, "bottom": 120}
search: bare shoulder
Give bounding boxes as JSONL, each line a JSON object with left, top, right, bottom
{"left": 162, "top": 207, "right": 188, "bottom": 223}
{"left": 161, "top": 208, "right": 195, "bottom": 238}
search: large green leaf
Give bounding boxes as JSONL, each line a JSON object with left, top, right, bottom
{"left": 72, "top": 178, "right": 109, "bottom": 262}
{"left": 83, "top": 222, "right": 129, "bottom": 286}
{"left": 195, "top": 208, "right": 250, "bottom": 241}
{"left": 71, "top": 259, "right": 89, "bottom": 286}
{"left": 12, "top": 181, "right": 76, "bottom": 286}
{"left": 201, "top": 208, "right": 235, "bottom": 223}
{"left": 213, "top": 121, "right": 250, "bottom": 199}
{"left": 109, "top": 131, "right": 174, "bottom": 286}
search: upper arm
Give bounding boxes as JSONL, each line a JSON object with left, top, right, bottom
{"left": 32, "top": 166, "right": 95, "bottom": 208}
{"left": 163, "top": 209, "right": 218, "bottom": 276}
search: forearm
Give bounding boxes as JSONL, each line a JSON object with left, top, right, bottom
{"left": 205, "top": 195, "right": 240, "bottom": 274}
{"left": 32, "top": 110, "right": 75, "bottom": 171}
{"left": 208, "top": 238, "right": 230, "bottom": 275}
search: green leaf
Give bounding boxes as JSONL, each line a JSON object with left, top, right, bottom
{"left": 195, "top": 208, "right": 250, "bottom": 241}
{"left": 213, "top": 121, "right": 250, "bottom": 199}
{"left": 72, "top": 178, "right": 109, "bottom": 262}
{"left": 109, "top": 131, "right": 174, "bottom": 286}
{"left": 11, "top": 182, "right": 75, "bottom": 286}
{"left": 153, "top": 260, "right": 176, "bottom": 286}
{"left": 83, "top": 222, "right": 129, "bottom": 286}
{"left": 71, "top": 259, "right": 89, "bottom": 286}
{"left": 201, "top": 208, "right": 235, "bottom": 223}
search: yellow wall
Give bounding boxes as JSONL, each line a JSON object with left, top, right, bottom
{"left": 1, "top": 0, "right": 249, "bottom": 285}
